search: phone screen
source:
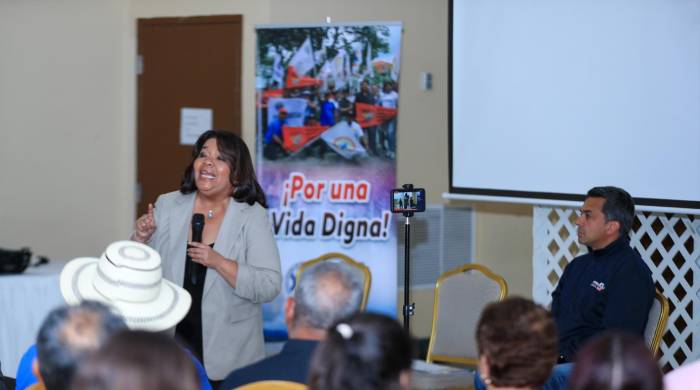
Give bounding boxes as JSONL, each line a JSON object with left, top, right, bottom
{"left": 391, "top": 188, "right": 426, "bottom": 213}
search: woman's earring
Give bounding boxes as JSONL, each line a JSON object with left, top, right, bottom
{"left": 480, "top": 374, "right": 493, "bottom": 385}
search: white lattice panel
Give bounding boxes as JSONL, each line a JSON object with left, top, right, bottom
{"left": 533, "top": 206, "right": 700, "bottom": 370}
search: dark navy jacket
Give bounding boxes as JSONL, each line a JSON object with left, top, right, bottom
{"left": 218, "top": 339, "right": 319, "bottom": 390}
{"left": 551, "top": 237, "right": 654, "bottom": 361}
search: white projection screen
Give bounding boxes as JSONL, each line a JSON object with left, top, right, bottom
{"left": 448, "top": 0, "right": 700, "bottom": 212}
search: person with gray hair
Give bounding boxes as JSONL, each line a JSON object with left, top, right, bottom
{"left": 218, "top": 261, "right": 363, "bottom": 389}
{"left": 28, "top": 301, "right": 127, "bottom": 390}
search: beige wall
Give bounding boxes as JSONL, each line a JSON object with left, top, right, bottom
{"left": 1, "top": 0, "right": 533, "bottom": 335}
{"left": 0, "top": 0, "right": 133, "bottom": 258}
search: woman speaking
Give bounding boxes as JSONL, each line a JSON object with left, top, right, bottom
{"left": 132, "top": 130, "right": 282, "bottom": 384}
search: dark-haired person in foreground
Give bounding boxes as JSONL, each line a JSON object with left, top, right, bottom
{"left": 72, "top": 330, "right": 201, "bottom": 390}
{"left": 218, "top": 261, "right": 363, "bottom": 389}
{"left": 308, "top": 312, "right": 413, "bottom": 390}
{"left": 132, "top": 130, "right": 282, "bottom": 385}
{"left": 23, "top": 301, "right": 127, "bottom": 390}
{"left": 476, "top": 297, "right": 558, "bottom": 390}
{"left": 568, "top": 332, "right": 662, "bottom": 390}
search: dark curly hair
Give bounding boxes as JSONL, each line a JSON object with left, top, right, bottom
{"left": 180, "top": 130, "right": 267, "bottom": 207}
{"left": 568, "top": 332, "right": 662, "bottom": 390}
{"left": 476, "top": 297, "right": 558, "bottom": 388}
{"left": 308, "top": 312, "right": 412, "bottom": 390}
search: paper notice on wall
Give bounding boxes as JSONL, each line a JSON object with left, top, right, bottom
{"left": 180, "top": 108, "right": 213, "bottom": 145}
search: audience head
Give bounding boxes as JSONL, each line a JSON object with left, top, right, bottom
{"left": 308, "top": 312, "right": 412, "bottom": 390}
{"left": 476, "top": 297, "right": 558, "bottom": 389}
{"left": 71, "top": 329, "right": 199, "bottom": 390}
{"left": 35, "top": 301, "right": 127, "bottom": 390}
{"left": 568, "top": 332, "right": 662, "bottom": 390}
{"left": 577, "top": 186, "right": 635, "bottom": 249}
{"left": 287, "top": 261, "right": 363, "bottom": 337}
{"left": 180, "top": 129, "right": 266, "bottom": 207}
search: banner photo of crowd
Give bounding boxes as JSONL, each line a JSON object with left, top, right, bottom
{"left": 255, "top": 22, "right": 402, "bottom": 337}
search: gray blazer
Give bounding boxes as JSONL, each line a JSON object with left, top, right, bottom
{"left": 147, "top": 191, "right": 282, "bottom": 379}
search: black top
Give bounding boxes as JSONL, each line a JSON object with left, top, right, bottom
{"left": 354, "top": 91, "right": 375, "bottom": 105}
{"left": 218, "top": 339, "right": 320, "bottom": 390}
{"left": 551, "top": 237, "right": 654, "bottom": 361}
{"left": 175, "top": 243, "right": 213, "bottom": 363}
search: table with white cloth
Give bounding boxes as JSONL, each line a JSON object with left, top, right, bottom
{"left": 411, "top": 360, "right": 475, "bottom": 389}
{"left": 0, "top": 260, "right": 67, "bottom": 376}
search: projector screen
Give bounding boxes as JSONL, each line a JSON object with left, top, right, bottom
{"left": 448, "top": 0, "right": 700, "bottom": 211}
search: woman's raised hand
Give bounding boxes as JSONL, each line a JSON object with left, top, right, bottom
{"left": 132, "top": 203, "right": 156, "bottom": 243}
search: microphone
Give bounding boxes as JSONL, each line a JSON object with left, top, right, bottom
{"left": 189, "top": 213, "right": 205, "bottom": 285}
{"left": 192, "top": 213, "right": 205, "bottom": 243}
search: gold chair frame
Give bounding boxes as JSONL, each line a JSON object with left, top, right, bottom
{"left": 235, "top": 380, "right": 307, "bottom": 390}
{"left": 647, "top": 288, "right": 670, "bottom": 356}
{"left": 426, "top": 263, "right": 508, "bottom": 366}
{"left": 296, "top": 252, "right": 372, "bottom": 310}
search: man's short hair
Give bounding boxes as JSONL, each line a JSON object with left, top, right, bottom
{"left": 586, "top": 186, "right": 635, "bottom": 237}
{"left": 293, "top": 261, "right": 363, "bottom": 330}
{"left": 36, "top": 301, "right": 127, "bottom": 390}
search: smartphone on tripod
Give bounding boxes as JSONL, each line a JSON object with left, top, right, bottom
{"left": 390, "top": 188, "right": 426, "bottom": 213}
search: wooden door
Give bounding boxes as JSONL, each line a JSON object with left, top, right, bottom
{"left": 136, "top": 15, "right": 242, "bottom": 216}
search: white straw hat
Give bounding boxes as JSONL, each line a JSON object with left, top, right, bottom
{"left": 60, "top": 240, "right": 191, "bottom": 332}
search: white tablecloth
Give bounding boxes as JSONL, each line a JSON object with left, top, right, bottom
{"left": 0, "top": 260, "right": 67, "bottom": 376}
{"left": 411, "top": 360, "right": 475, "bottom": 389}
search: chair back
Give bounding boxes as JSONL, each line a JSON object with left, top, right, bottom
{"left": 426, "top": 263, "right": 508, "bottom": 366}
{"left": 296, "top": 252, "right": 371, "bottom": 310}
{"left": 644, "top": 288, "right": 669, "bottom": 356}
{"left": 234, "top": 380, "right": 307, "bottom": 390}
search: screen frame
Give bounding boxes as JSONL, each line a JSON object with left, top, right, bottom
{"left": 447, "top": 0, "right": 700, "bottom": 212}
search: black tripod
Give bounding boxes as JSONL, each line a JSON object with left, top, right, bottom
{"left": 400, "top": 184, "right": 415, "bottom": 332}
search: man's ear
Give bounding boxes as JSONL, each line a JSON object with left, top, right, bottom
{"left": 32, "top": 358, "right": 43, "bottom": 384}
{"left": 606, "top": 219, "right": 621, "bottom": 236}
{"left": 284, "top": 296, "right": 296, "bottom": 327}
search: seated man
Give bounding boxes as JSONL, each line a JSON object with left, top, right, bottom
{"left": 21, "top": 301, "right": 127, "bottom": 390}
{"left": 553, "top": 186, "right": 654, "bottom": 363}
{"left": 218, "top": 261, "right": 364, "bottom": 389}
{"left": 475, "top": 186, "right": 654, "bottom": 390}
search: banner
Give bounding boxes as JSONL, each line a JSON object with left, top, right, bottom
{"left": 267, "top": 97, "right": 307, "bottom": 127}
{"left": 256, "top": 23, "right": 402, "bottom": 337}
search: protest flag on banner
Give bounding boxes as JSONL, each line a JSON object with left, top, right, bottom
{"left": 272, "top": 51, "right": 285, "bottom": 86}
{"left": 351, "top": 44, "right": 362, "bottom": 76}
{"left": 288, "top": 36, "right": 315, "bottom": 76}
{"left": 282, "top": 124, "right": 328, "bottom": 153}
{"left": 330, "top": 52, "right": 347, "bottom": 90}
{"left": 285, "top": 66, "right": 323, "bottom": 89}
{"left": 320, "top": 121, "right": 368, "bottom": 159}
{"left": 355, "top": 102, "right": 398, "bottom": 128}
{"left": 259, "top": 89, "right": 283, "bottom": 108}
{"left": 319, "top": 60, "right": 333, "bottom": 83}
{"left": 362, "top": 41, "right": 373, "bottom": 80}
